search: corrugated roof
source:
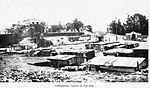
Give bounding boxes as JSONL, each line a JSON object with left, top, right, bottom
{"left": 88, "top": 56, "right": 145, "bottom": 67}
{"left": 56, "top": 49, "right": 94, "bottom": 53}
{"left": 104, "top": 48, "right": 133, "bottom": 53}
{"left": 117, "top": 45, "right": 126, "bottom": 48}
{"left": 91, "top": 41, "right": 119, "bottom": 45}
{"left": 67, "top": 49, "right": 94, "bottom": 53}
{"left": 104, "top": 43, "right": 120, "bottom": 47}
{"left": 113, "top": 57, "right": 144, "bottom": 67}
{"left": 47, "top": 55, "right": 76, "bottom": 60}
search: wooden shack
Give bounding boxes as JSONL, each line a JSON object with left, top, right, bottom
{"left": 46, "top": 55, "right": 77, "bottom": 68}
{"left": 103, "top": 43, "right": 121, "bottom": 50}
{"left": 36, "top": 49, "right": 57, "bottom": 56}
{"left": 86, "top": 42, "right": 119, "bottom": 51}
{"left": 58, "top": 49, "right": 95, "bottom": 62}
{"left": 133, "top": 47, "right": 148, "bottom": 58}
{"left": 133, "top": 47, "right": 148, "bottom": 68}
{"left": 88, "top": 56, "right": 146, "bottom": 72}
{"left": 103, "top": 48, "right": 134, "bottom": 57}
{"left": 28, "top": 48, "right": 57, "bottom": 57}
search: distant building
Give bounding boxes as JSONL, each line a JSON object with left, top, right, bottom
{"left": 126, "top": 31, "right": 141, "bottom": 40}
{"left": 103, "top": 33, "right": 125, "bottom": 42}
{"left": 18, "top": 37, "right": 37, "bottom": 49}
{"left": 117, "top": 35, "right": 126, "bottom": 41}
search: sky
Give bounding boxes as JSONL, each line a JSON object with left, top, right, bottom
{"left": 0, "top": 0, "right": 149, "bottom": 32}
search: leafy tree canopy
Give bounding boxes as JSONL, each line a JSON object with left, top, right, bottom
{"left": 108, "top": 19, "right": 125, "bottom": 35}
{"left": 107, "top": 13, "right": 148, "bottom": 35}
{"left": 124, "top": 13, "right": 148, "bottom": 35}
{"left": 85, "top": 25, "right": 93, "bottom": 32}
{"left": 66, "top": 18, "right": 84, "bottom": 32}
{"left": 50, "top": 24, "right": 65, "bottom": 32}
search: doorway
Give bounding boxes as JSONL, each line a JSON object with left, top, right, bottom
{"left": 131, "top": 34, "right": 136, "bottom": 40}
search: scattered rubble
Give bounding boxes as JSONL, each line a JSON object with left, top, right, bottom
{"left": 0, "top": 68, "right": 148, "bottom": 82}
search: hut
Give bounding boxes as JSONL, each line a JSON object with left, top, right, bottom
{"left": 46, "top": 55, "right": 77, "bottom": 68}
{"left": 27, "top": 47, "right": 57, "bottom": 57}
{"left": 133, "top": 46, "right": 148, "bottom": 58}
{"left": 57, "top": 49, "right": 95, "bottom": 62}
{"left": 103, "top": 42, "right": 121, "bottom": 50}
{"left": 86, "top": 42, "right": 119, "bottom": 51}
{"left": 103, "top": 48, "right": 133, "bottom": 56}
{"left": 87, "top": 56, "right": 146, "bottom": 72}
{"left": 19, "top": 37, "right": 37, "bottom": 49}
{"left": 24, "top": 57, "right": 51, "bottom": 66}
{"left": 133, "top": 45, "right": 148, "bottom": 68}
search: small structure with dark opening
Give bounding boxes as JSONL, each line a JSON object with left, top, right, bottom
{"left": 57, "top": 49, "right": 95, "bottom": 62}
{"left": 126, "top": 31, "right": 141, "bottom": 41}
{"left": 46, "top": 55, "right": 77, "bottom": 68}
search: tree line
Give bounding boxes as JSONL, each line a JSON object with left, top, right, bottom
{"left": 4, "top": 18, "right": 93, "bottom": 47}
{"left": 48, "top": 18, "right": 92, "bottom": 33}
{"left": 5, "top": 18, "right": 93, "bottom": 37}
{"left": 107, "top": 13, "right": 148, "bottom": 35}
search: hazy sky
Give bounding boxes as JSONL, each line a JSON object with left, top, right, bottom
{"left": 0, "top": 0, "right": 149, "bottom": 32}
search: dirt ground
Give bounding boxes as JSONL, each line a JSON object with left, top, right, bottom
{"left": 0, "top": 40, "right": 148, "bottom": 82}
{"left": 0, "top": 54, "right": 148, "bottom": 83}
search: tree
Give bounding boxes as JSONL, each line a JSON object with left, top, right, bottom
{"left": 51, "top": 25, "right": 59, "bottom": 32}
{"left": 72, "top": 18, "right": 84, "bottom": 32}
{"left": 5, "top": 24, "right": 25, "bottom": 38}
{"left": 66, "top": 22, "right": 73, "bottom": 32}
{"left": 5, "top": 19, "right": 48, "bottom": 38}
{"left": 27, "top": 21, "right": 48, "bottom": 39}
{"left": 117, "top": 20, "right": 125, "bottom": 35}
{"left": 5, "top": 28, "right": 14, "bottom": 34}
{"left": 37, "top": 37, "right": 53, "bottom": 47}
{"left": 51, "top": 24, "right": 65, "bottom": 32}
{"left": 65, "top": 19, "right": 84, "bottom": 32}
{"left": 124, "top": 13, "right": 148, "bottom": 35}
{"left": 28, "top": 26, "right": 35, "bottom": 37}
{"left": 108, "top": 19, "right": 125, "bottom": 35}
{"left": 85, "top": 25, "right": 93, "bottom": 32}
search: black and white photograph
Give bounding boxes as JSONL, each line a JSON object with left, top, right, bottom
{"left": 0, "top": 0, "right": 149, "bottom": 88}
